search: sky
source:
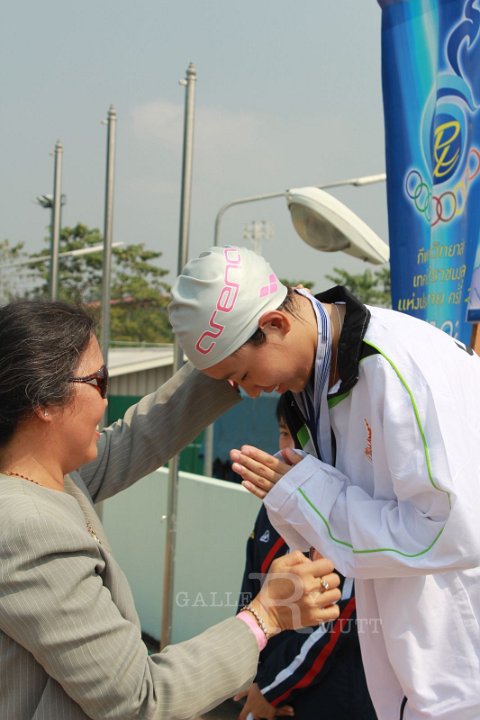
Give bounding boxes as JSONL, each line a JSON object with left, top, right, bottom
{"left": 2, "top": 1, "right": 388, "bottom": 292}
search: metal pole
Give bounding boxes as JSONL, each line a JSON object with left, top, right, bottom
{"left": 50, "top": 140, "right": 63, "bottom": 300}
{"left": 176, "top": 63, "right": 197, "bottom": 282}
{"left": 161, "top": 63, "right": 197, "bottom": 649}
{"left": 100, "top": 105, "right": 117, "bottom": 366}
{"left": 2, "top": 243, "right": 123, "bottom": 270}
{"left": 202, "top": 424, "right": 214, "bottom": 478}
{"left": 96, "top": 106, "right": 117, "bottom": 523}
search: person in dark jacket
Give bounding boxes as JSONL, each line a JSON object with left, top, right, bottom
{"left": 235, "top": 396, "right": 376, "bottom": 720}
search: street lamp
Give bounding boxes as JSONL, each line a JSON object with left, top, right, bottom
{"left": 36, "top": 174, "right": 66, "bottom": 301}
{"left": 35, "top": 193, "right": 67, "bottom": 210}
{"left": 287, "top": 186, "right": 389, "bottom": 264}
{"left": 0, "top": 242, "right": 123, "bottom": 270}
{"left": 36, "top": 141, "right": 65, "bottom": 300}
{"left": 203, "top": 172, "right": 389, "bottom": 476}
{"left": 35, "top": 192, "right": 67, "bottom": 243}
{"left": 213, "top": 173, "right": 389, "bottom": 263}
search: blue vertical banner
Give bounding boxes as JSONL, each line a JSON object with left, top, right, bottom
{"left": 379, "top": 0, "right": 480, "bottom": 342}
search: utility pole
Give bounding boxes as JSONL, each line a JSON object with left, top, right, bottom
{"left": 50, "top": 140, "right": 63, "bottom": 300}
{"left": 100, "top": 105, "right": 117, "bottom": 366}
{"left": 161, "top": 63, "right": 197, "bottom": 649}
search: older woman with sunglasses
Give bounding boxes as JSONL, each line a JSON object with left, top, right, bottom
{"left": 0, "top": 299, "right": 340, "bottom": 720}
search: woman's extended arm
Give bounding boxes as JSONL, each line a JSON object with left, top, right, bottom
{"left": 0, "top": 502, "right": 339, "bottom": 720}
{"left": 79, "top": 362, "right": 241, "bottom": 502}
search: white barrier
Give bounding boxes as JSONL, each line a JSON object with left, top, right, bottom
{"left": 102, "top": 467, "right": 260, "bottom": 643}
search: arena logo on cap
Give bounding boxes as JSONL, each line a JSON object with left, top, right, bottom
{"left": 195, "top": 247, "right": 241, "bottom": 356}
{"left": 260, "top": 274, "right": 278, "bottom": 297}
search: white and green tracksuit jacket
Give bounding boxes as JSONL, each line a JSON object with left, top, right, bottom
{"left": 265, "top": 287, "right": 480, "bottom": 720}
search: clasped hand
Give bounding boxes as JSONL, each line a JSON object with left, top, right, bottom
{"left": 231, "top": 445, "right": 340, "bottom": 628}
{"left": 230, "top": 445, "right": 301, "bottom": 500}
{"left": 249, "top": 552, "right": 340, "bottom": 635}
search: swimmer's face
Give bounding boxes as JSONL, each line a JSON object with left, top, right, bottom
{"left": 202, "top": 313, "right": 313, "bottom": 398}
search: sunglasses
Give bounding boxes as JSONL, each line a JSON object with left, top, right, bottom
{"left": 69, "top": 364, "right": 109, "bottom": 399}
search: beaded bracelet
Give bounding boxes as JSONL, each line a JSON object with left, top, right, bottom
{"left": 240, "top": 604, "right": 271, "bottom": 640}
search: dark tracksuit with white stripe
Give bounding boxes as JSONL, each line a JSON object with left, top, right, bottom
{"left": 238, "top": 505, "right": 376, "bottom": 719}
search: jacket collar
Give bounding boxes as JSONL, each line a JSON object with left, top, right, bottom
{"left": 315, "top": 286, "right": 371, "bottom": 394}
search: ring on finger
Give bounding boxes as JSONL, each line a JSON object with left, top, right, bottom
{"left": 320, "top": 577, "right": 330, "bottom": 592}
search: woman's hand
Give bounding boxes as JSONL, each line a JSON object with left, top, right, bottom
{"left": 249, "top": 551, "right": 340, "bottom": 636}
{"left": 230, "top": 445, "right": 303, "bottom": 499}
{"left": 234, "top": 684, "right": 294, "bottom": 719}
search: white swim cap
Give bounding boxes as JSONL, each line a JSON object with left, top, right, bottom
{"left": 169, "top": 246, "right": 288, "bottom": 370}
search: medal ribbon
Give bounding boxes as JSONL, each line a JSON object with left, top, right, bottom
{"left": 293, "top": 290, "right": 333, "bottom": 465}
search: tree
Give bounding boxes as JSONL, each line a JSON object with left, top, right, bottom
{"left": 0, "top": 239, "right": 33, "bottom": 305}
{"left": 108, "top": 243, "right": 173, "bottom": 343}
{"left": 325, "top": 266, "right": 391, "bottom": 307}
{"left": 30, "top": 223, "right": 173, "bottom": 343}
{"left": 280, "top": 278, "right": 315, "bottom": 290}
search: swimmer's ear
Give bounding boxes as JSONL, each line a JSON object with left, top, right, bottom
{"left": 258, "top": 310, "right": 291, "bottom": 336}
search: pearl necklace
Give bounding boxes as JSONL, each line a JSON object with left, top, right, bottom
{"left": 2, "top": 470, "right": 102, "bottom": 544}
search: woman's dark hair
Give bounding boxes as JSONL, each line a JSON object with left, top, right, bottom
{"left": 0, "top": 300, "right": 96, "bottom": 448}
{"left": 246, "top": 287, "right": 299, "bottom": 347}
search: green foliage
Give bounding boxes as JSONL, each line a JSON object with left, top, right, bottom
{"left": 30, "top": 223, "right": 173, "bottom": 343}
{"left": 280, "top": 278, "right": 315, "bottom": 290}
{"left": 0, "top": 239, "right": 31, "bottom": 304}
{"left": 325, "top": 266, "right": 391, "bottom": 307}
{"left": 31, "top": 224, "right": 104, "bottom": 303}
{"left": 109, "top": 243, "right": 172, "bottom": 343}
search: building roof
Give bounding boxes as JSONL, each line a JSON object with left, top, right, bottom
{"left": 108, "top": 345, "right": 174, "bottom": 377}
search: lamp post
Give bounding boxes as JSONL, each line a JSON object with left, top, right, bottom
{"left": 161, "top": 62, "right": 197, "bottom": 650}
{"left": 36, "top": 193, "right": 66, "bottom": 213}
{"left": 214, "top": 173, "right": 388, "bottom": 262}
{"left": 2, "top": 243, "right": 123, "bottom": 270}
{"left": 50, "top": 140, "right": 64, "bottom": 300}
{"left": 203, "top": 173, "right": 389, "bottom": 476}
{"left": 100, "top": 105, "right": 117, "bottom": 369}
{"left": 35, "top": 192, "right": 67, "bottom": 282}
{"left": 1, "top": 244, "right": 123, "bottom": 301}
{"left": 36, "top": 140, "right": 66, "bottom": 303}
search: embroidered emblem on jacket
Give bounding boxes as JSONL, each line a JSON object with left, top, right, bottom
{"left": 259, "top": 530, "right": 270, "bottom": 543}
{"left": 364, "top": 418, "right": 373, "bottom": 462}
